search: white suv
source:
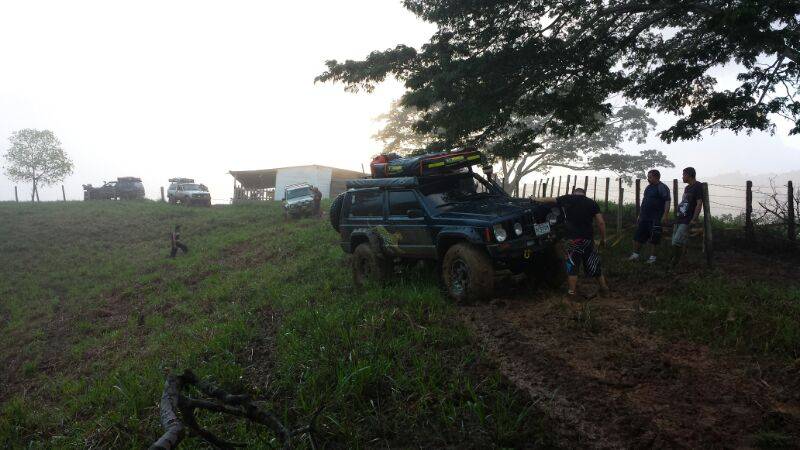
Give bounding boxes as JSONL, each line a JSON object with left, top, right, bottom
{"left": 167, "top": 178, "right": 211, "bottom": 207}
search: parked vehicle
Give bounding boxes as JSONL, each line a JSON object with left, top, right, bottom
{"left": 329, "top": 150, "right": 565, "bottom": 303}
{"left": 83, "top": 177, "right": 145, "bottom": 200}
{"left": 283, "top": 183, "right": 316, "bottom": 219}
{"left": 167, "top": 178, "right": 211, "bottom": 206}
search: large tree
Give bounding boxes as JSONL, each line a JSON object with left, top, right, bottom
{"left": 318, "top": 0, "right": 800, "bottom": 153}
{"left": 3, "top": 129, "right": 73, "bottom": 202}
{"left": 374, "top": 101, "right": 672, "bottom": 195}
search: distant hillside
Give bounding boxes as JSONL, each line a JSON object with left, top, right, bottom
{"left": 706, "top": 170, "right": 800, "bottom": 188}
{"left": 701, "top": 170, "right": 800, "bottom": 216}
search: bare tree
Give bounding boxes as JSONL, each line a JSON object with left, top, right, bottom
{"left": 3, "top": 129, "right": 73, "bottom": 202}
{"left": 757, "top": 179, "right": 800, "bottom": 240}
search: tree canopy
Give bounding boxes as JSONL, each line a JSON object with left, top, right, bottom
{"left": 3, "top": 129, "right": 73, "bottom": 201}
{"left": 318, "top": 0, "right": 800, "bottom": 155}
{"left": 374, "top": 100, "right": 672, "bottom": 194}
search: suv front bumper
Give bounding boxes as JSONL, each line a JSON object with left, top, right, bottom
{"left": 486, "top": 235, "right": 556, "bottom": 262}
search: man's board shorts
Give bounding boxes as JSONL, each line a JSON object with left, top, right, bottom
{"left": 634, "top": 220, "right": 662, "bottom": 245}
{"left": 672, "top": 223, "right": 691, "bottom": 247}
{"left": 564, "top": 239, "right": 602, "bottom": 277}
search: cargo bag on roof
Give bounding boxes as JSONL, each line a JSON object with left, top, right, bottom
{"left": 370, "top": 149, "right": 483, "bottom": 178}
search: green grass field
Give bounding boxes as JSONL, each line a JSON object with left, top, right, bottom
{"left": 0, "top": 201, "right": 554, "bottom": 448}
{"left": 1, "top": 201, "right": 797, "bottom": 448}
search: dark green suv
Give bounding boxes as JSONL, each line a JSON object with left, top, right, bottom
{"left": 329, "top": 169, "right": 565, "bottom": 302}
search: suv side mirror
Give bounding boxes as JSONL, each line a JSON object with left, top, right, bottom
{"left": 407, "top": 209, "right": 423, "bottom": 219}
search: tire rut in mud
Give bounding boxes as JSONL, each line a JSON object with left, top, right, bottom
{"left": 462, "top": 293, "right": 800, "bottom": 449}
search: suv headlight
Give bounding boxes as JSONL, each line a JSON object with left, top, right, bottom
{"left": 493, "top": 223, "right": 507, "bottom": 242}
{"left": 513, "top": 222, "right": 523, "bottom": 236}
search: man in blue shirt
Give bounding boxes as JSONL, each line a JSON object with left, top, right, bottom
{"left": 628, "top": 170, "right": 671, "bottom": 263}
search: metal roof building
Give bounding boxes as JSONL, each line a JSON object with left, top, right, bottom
{"left": 229, "top": 165, "right": 365, "bottom": 202}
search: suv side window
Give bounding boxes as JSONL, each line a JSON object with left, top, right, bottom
{"left": 349, "top": 190, "right": 384, "bottom": 217}
{"left": 388, "top": 190, "right": 421, "bottom": 216}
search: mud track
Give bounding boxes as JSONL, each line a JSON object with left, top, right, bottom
{"left": 461, "top": 255, "right": 800, "bottom": 449}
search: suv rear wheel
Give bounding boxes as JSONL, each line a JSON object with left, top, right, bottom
{"left": 329, "top": 193, "right": 345, "bottom": 231}
{"left": 352, "top": 243, "right": 391, "bottom": 287}
{"left": 442, "top": 243, "right": 494, "bottom": 303}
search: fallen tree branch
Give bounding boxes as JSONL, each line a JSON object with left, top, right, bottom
{"left": 150, "top": 370, "right": 322, "bottom": 450}
{"left": 149, "top": 375, "right": 186, "bottom": 450}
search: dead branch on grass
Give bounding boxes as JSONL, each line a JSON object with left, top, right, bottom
{"left": 149, "top": 369, "right": 322, "bottom": 450}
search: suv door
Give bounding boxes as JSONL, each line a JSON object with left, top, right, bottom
{"left": 385, "top": 189, "right": 435, "bottom": 258}
{"left": 341, "top": 188, "right": 385, "bottom": 251}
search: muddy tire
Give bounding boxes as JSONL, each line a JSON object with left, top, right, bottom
{"left": 352, "top": 243, "right": 390, "bottom": 287}
{"left": 527, "top": 244, "right": 567, "bottom": 289}
{"left": 442, "top": 243, "right": 494, "bottom": 303}
{"left": 329, "top": 193, "right": 345, "bottom": 232}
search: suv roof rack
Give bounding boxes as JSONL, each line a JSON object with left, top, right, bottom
{"left": 346, "top": 177, "right": 418, "bottom": 189}
{"left": 169, "top": 177, "right": 195, "bottom": 183}
{"left": 118, "top": 177, "right": 142, "bottom": 182}
{"left": 285, "top": 182, "right": 312, "bottom": 189}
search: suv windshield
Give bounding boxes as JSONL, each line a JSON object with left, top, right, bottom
{"left": 180, "top": 184, "right": 206, "bottom": 191}
{"left": 286, "top": 187, "right": 311, "bottom": 200}
{"left": 419, "top": 173, "right": 502, "bottom": 210}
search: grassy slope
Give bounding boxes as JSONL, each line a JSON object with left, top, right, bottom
{"left": 0, "top": 201, "right": 553, "bottom": 448}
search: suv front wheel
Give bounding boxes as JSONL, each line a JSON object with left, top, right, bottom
{"left": 442, "top": 243, "right": 494, "bottom": 303}
{"left": 352, "top": 243, "right": 391, "bottom": 287}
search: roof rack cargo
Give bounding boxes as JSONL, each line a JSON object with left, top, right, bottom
{"left": 169, "top": 177, "right": 195, "bottom": 183}
{"left": 370, "top": 148, "right": 483, "bottom": 178}
{"left": 118, "top": 177, "right": 142, "bottom": 182}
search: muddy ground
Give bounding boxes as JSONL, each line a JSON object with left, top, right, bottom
{"left": 462, "top": 251, "right": 800, "bottom": 449}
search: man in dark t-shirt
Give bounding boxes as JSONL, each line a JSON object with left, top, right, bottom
{"left": 629, "top": 169, "right": 671, "bottom": 263}
{"left": 671, "top": 167, "right": 704, "bottom": 266}
{"left": 534, "top": 187, "right": 609, "bottom": 298}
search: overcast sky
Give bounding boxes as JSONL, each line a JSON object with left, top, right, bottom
{"left": 1, "top": 1, "right": 798, "bottom": 202}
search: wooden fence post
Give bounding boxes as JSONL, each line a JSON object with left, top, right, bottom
{"left": 550, "top": 178, "right": 555, "bottom": 196}
{"left": 573, "top": 175, "right": 578, "bottom": 192}
{"left": 745, "top": 181, "right": 754, "bottom": 244}
{"left": 789, "top": 181, "right": 796, "bottom": 243}
{"left": 542, "top": 182, "right": 548, "bottom": 199}
{"left": 604, "top": 177, "right": 610, "bottom": 212}
{"left": 565, "top": 175, "right": 571, "bottom": 195}
{"left": 521, "top": 184, "right": 527, "bottom": 198}
{"left": 532, "top": 181, "right": 537, "bottom": 198}
{"left": 160, "top": 186, "right": 165, "bottom": 202}
{"left": 584, "top": 175, "right": 589, "bottom": 192}
{"left": 14, "top": 186, "right": 18, "bottom": 202}
{"left": 558, "top": 176, "right": 563, "bottom": 196}
{"left": 701, "top": 182, "right": 713, "bottom": 267}
{"left": 617, "top": 186, "right": 624, "bottom": 236}
{"left": 62, "top": 185, "right": 66, "bottom": 202}
{"left": 635, "top": 178, "right": 641, "bottom": 219}
{"left": 673, "top": 179, "right": 679, "bottom": 220}
{"left": 593, "top": 177, "right": 597, "bottom": 200}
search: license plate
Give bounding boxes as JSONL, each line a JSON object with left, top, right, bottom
{"left": 534, "top": 222, "right": 551, "bottom": 236}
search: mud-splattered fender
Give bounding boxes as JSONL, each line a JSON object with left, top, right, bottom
{"left": 435, "top": 227, "right": 486, "bottom": 259}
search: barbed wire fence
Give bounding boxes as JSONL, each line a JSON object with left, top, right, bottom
{"left": 517, "top": 175, "right": 799, "bottom": 258}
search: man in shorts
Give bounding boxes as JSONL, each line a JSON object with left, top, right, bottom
{"left": 628, "top": 169, "right": 671, "bottom": 263}
{"left": 671, "top": 167, "right": 704, "bottom": 266}
{"left": 535, "top": 187, "right": 609, "bottom": 298}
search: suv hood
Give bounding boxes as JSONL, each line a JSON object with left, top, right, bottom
{"left": 435, "top": 197, "right": 549, "bottom": 221}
